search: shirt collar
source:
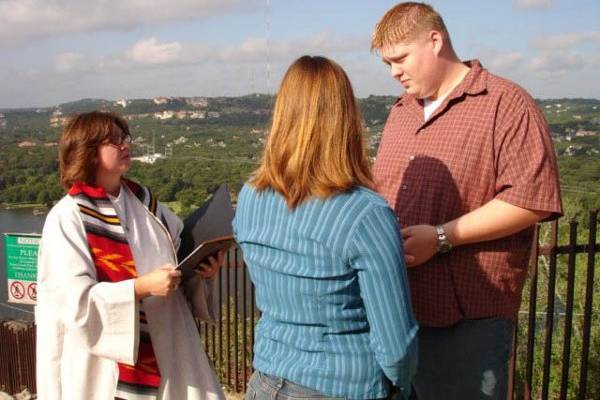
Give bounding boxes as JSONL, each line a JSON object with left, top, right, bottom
{"left": 393, "top": 59, "right": 488, "bottom": 108}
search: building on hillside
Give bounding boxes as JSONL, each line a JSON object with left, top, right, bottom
{"left": 153, "top": 96, "right": 170, "bottom": 105}
{"left": 575, "top": 130, "right": 597, "bottom": 137}
{"left": 185, "top": 97, "right": 208, "bottom": 108}
{"left": 115, "top": 99, "right": 128, "bottom": 108}
{"left": 50, "top": 115, "right": 68, "bottom": 127}
{"left": 190, "top": 111, "right": 205, "bottom": 119}
{"left": 154, "top": 111, "right": 174, "bottom": 120}
{"left": 132, "top": 153, "right": 164, "bottom": 164}
{"left": 18, "top": 141, "right": 37, "bottom": 148}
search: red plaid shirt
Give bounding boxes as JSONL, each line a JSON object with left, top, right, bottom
{"left": 373, "top": 60, "right": 562, "bottom": 327}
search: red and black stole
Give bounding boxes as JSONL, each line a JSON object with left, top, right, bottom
{"left": 69, "top": 179, "right": 171, "bottom": 397}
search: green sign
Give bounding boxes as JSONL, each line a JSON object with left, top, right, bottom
{"left": 4, "top": 233, "right": 41, "bottom": 304}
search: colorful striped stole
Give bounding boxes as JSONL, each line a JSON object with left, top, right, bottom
{"left": 68, "top": 179, "right": 170, "bottom": 398}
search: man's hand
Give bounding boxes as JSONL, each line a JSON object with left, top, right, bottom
{"left": 401, "top": 225, "right": 438, "bottom": 267}
{"left": 195, "top": 250, "right": 225, "bottom": 279}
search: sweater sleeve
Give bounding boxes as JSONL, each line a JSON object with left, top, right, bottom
{"left": 36, "top": 198, "right": 138, "bottom": 367}
{"left": 346, "top": 204, "right": 418, "bottom": 396}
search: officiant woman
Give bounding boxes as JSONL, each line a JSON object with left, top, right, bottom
{"left": 233, "top": 55, "right": 419, "bottom": 400}
{"left": 35, "top": 111, "right": 225, "bottom": 400}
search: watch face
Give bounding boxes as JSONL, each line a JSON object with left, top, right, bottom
{"left": 435, "top": 225, "right": 451, "bottom": 253}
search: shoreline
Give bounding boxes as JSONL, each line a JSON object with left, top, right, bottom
{"left": 0, "top": 203, "right": 48, "bottom": 210}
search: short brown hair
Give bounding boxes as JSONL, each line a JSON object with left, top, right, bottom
{"left": 59, "top": 111, "right": 130, "bottom": 188}
{"left": 250, "top": 55, "right": 373, "bottom": 209}
{"left": 371, "top": 2, "right": 449, "bottom": 51}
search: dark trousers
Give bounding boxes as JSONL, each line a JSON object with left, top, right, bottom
{"left": 412, "top": 318, "right": 514, "bottom": 400}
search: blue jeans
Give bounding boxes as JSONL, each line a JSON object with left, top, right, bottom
{"left": 245, "top": 371, "right": 345, "bottom": 400}
{"left": 412, "top": 318, "right": 514, "bottom": 400}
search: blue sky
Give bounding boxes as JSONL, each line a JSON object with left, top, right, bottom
{"left": 0, "top": 0, "right": 598, "bottom": 108}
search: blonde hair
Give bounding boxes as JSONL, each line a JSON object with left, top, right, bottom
{"left": 250, "top": 55, "right": 373, "bottom": 209}
{"left": 371, "top": 2, "right": 449, "bottom": 51}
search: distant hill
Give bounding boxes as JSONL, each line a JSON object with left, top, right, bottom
{"left": 0, "top": 94, "right": 598, "bottom": 217}
{"left": 0, "top": 95, "right": 598, "bottom": 143}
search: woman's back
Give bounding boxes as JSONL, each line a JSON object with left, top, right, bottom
{"left": 234, "top": 184, "right": 417, "bottom": 399}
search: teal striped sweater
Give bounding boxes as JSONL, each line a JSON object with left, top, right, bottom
{"left": 233, "top": 184, "right": 418, "bottom": 399}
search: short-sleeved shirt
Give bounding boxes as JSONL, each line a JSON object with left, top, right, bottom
{"left": 373, "top": 60, "right": 562, "bottom": 327}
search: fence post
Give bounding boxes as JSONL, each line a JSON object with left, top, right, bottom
{"left": 541, "top": 220, "right": 559, "bottom": 400}
{"left": 578, "top": 210, "right": 598, "bottom": 400}
{"left": 559, "top": 220, "right": 578, "bottom": 399}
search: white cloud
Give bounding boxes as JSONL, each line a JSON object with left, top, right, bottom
{"left": 0, "top": 0, "right": 258, "bottom": 46}
{"left": 118, "top": 32, "right": 368, "bottom": 68}
{"left": 128, "top": 38, "right": 183, "bottom": 65}
{"left": 514, "top": 0, "right": 554, "bottom": 10}
{"left": 54, "top": 52, "right": 84, "bottom": 73}
{"left": 533, "top": 31, "right": 600, "bottom": 50}
{"left": 4, "top": 28, "right": 598, "bottom": 108}
{"left": 527, "top": 52, "right": 584, "bottom": 77}
{"left": 485, "top": 52, "right": 525, "bottom": 71}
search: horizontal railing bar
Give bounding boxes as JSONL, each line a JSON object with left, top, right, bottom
{"left": 538, "top": 243, "right": 600, "bottom": 255}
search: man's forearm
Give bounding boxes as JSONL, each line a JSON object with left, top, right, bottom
{"left": 443, "top": 199, "right": 550, "bottom": 247}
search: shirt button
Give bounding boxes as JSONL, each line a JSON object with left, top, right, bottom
{"left": 409, "top": 155, "right": 415, "bottom": 161}
{"left": 401, "top": 185, "right": 408, "bottom": 190}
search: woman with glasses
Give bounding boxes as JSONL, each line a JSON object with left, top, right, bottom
{"left": 233, "top": 56, "right": 418, "bottom": 400}
{"left": 35, "top": 111, "right": 225, "bottom": 400}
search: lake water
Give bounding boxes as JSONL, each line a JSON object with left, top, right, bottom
{"left": 0, "top": 208, "right": 46, "bottom": 321}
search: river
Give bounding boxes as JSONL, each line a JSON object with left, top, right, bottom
{"left": 0, "top": 208, "right": 46, "bottom": 321}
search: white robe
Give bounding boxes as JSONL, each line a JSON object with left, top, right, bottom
{"left": 35, "top": 187, "right": 225, "bottom": 400}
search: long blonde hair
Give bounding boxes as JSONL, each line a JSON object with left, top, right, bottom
{"left": 251, "top": 55, "right": 373, "bottom": 209}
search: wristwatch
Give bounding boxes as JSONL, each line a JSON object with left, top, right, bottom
{"left": 435, "top": 225, "right": 452, "bottom": 253}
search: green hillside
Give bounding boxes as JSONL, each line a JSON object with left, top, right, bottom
{"left": 0, "top": 95, "right": 598, "bottom": 217}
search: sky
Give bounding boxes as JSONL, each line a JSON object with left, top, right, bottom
{"left": 0, "top": 0, "right": 599, "bottom": 108}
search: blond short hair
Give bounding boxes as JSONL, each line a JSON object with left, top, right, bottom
{"left": 371, "top": 2, "right": 449, "bottom": 51}
{"left": 250, "top": 55, "right": 373, "bottom": 209}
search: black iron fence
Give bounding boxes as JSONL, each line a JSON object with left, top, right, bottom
{"left": 1, "top": 211, "right": 598, "bottom": 399}
{"left": 510, "top": 210, "right": 599, "bottom": 400}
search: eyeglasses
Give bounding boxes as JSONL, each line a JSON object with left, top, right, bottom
{"left": 102, "top": 131, "right": 132, "bottom": 148}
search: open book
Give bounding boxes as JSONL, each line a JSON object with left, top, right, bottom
{"left": 177, "top": 185, "right": 235, "bottom": 280}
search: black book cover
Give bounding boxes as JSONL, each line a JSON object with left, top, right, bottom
{"left": 177, "top": 185, "right": 235, "bottom": 279}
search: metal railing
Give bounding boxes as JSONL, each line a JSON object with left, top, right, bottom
{"left": 1, "top": 211, "right": 598, "bottom": 399}
{"left": 510, "top": 210, "right": 599, "bottom": 400}
{"left": 0, "top": 321, "right": 36, "bottom": 394}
